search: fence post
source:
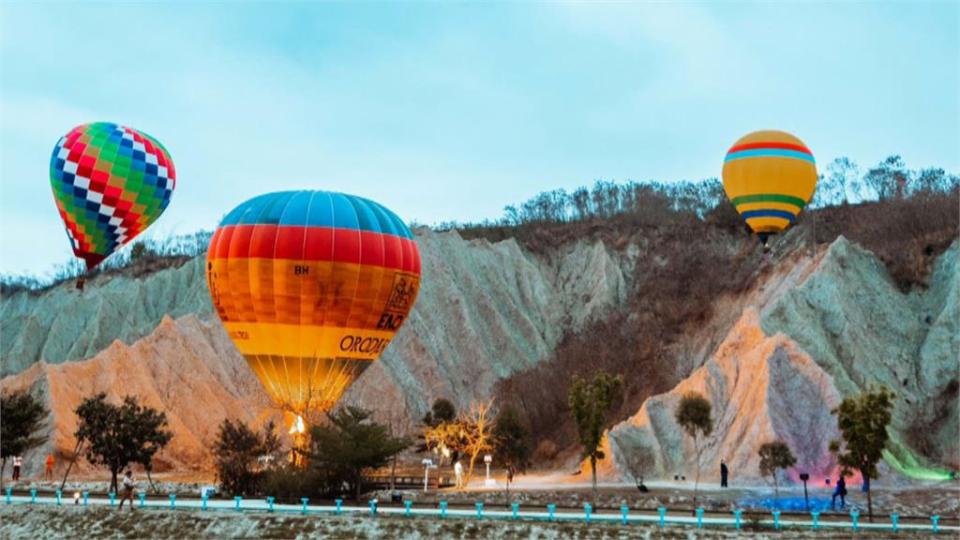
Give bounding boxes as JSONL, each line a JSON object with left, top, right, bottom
{"left": 139, "top": 493, "right": 146, "bottom": 508}
{"left": 584, "top": 503, "right": 592, "bottom": 523}
{"left": 30, "top": 489, "right": 37, "bottom": 504}
{"left": 169, "top": 493, "right": 176, "bottom": 509}
{"left": 107, "top": 491, "right": 115, "bottom": 506}
{"left": 369, "top": 499, "right": 377, "bottom": 516}
{"left": 850, "top": 509, "right": 860, "bottom": 531}
{"left": 891, "top": 513, "right": 898, "bottom": 532}
{"left": 734, "top": 509, "right": 743, "bottom": 529}
{"left": 811, "top": 510, "right": 820, "bottom": 530}
{"left": 404, "top": 500, "right": 412, "bottom": 516}
{"left": 476, "top": 502, "right": 484, "bottom": 519}
{"left": 932, "top": 515, "right": 940, "bottom": 533}
{"left": 301, "top": 498, "right": 309, "bottom": 515}
{"left": 547, "top": 503, "right": 556, "bottom": 521}
{"left": 55, "top": 490, "right": 62, "bottom": 506}
{"left": 82, "top": 491, "right": 89, "bottom": 506}
{"left": 621, "top": 505, "right": 629, "bottom": 525}
{"left": 5, "top": 488, "right": 10, "bottom": 504}
{"left": 201, "top": 494, "right": 208, "bottom": 511}
{"left": 658, "top": 507, "right": 666, "bottom": 528}
{"left": 772, "top": 510, "right": 781, "bottom": 530}
{"left": 696, "top": 508, "right": 704, "bottom": 529}
{"left": 234, "top": 496, "right": 242, "bottom": 511}
{"left": 267, "top": 496, "right": 275, "bottom": 513}
{"left": 335, "top": 498, "right": 343, "bottom": 515}
{"left": 511, "top": 502, "right": 519, "bottom": 519}
{"left": 439, "top": 500, "right": 448, "bottom": 518}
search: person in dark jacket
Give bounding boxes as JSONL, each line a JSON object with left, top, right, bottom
{"left": 720, "top": 460, "right": 729, "bottom": 488}
{"left": 832, "top": 475, "right": 847, "bottom": 509}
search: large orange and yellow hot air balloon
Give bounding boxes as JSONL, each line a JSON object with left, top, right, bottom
{"left": 722, "top": 130, "right": 817, "bottom": 245}
{"left": 206, "top": 191, "right": 421, "bottom": 425}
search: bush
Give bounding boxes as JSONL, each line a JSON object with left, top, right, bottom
{"left": 259, "top": 465, "right": 324, "bottom": 503}
{"left": 213, "top": 419, "right": 281, "bottom": 497}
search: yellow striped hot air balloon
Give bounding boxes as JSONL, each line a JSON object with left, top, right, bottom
{"left": 721, "top": 130, "right": 818, "bottom": 246}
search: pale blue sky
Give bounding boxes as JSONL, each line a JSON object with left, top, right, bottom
{"left": 1, "top": 1, "right": 957, "bottom": 276}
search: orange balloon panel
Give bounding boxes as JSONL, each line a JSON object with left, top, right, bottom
{"left": 206, "top": 191, "right": 421, "bottom": 415}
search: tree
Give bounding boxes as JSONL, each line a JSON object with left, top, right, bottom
{"left": 74, "top": 394, "right": 172, "bottom": 493}
{"left": 459, "top": 400, "right": 497, "bottom": 487}
{"left": 675, "top": 391, "right": 713, "bottom": 507}
{"left": 758, "top": 441, "right": 796, "bottom": 499}
{"left": 308, "top": 406, "right": 409, "bottom": 500}
{"left": 568, "top": 372, "right": 623, "bottom": 501}
{"left": 826, "top": 157, "right": 860, "bottom": 205}
{"left": 422, "top": 398, "right": 456, "bottom": 428}
{"left": 213, "top": 418, "right": 281, "bottom": 496}
{"left": 129, "top": 242, "right": 148, "bottom": 262}
{"left": 830, "top": 386, "right": 894, "bottom": 522}
{"left": 864, "top": 155, "right": 908, "bottom": 200}
{"left": 0, "top": 391, "right": 47, "bottom": 487}
{"left": 493, "top": 405, "right": 532, "bottom": 498}
{"left": 625, "top": 446, "right": 656, "bottom": 492}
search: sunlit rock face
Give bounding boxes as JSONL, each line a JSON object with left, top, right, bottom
{"left": 1, "top": 229, "right": 630, "bottom": 472}
{"left": 603, "top": 239, "right": 958, "bottom": 484}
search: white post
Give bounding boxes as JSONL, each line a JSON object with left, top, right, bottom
{"left": 422, "top": 459, "right": 433, "bottom": 493}
{"left": 484, "top": 454, "right": 494, "bottom": 487}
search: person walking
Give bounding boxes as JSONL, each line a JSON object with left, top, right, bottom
{"left": 454, "top": 460, "right": 464, "bottom": 490}
{"left": 117, "top": 470, "right": 136, "bottom": 511}
{"left": 44, "top": 454, "right": 55, "bottom": 480}
{"left": 831, "top": 475, "right": 847, "bottom": 510}
{"left": 720, "top": 460, "right": 729, "bottom": 488}
{"left": 11, "top": 456, "right": 22, "bottom": 481}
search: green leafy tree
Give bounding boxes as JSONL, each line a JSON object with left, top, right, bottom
{"left": 675, "top": 391, "right": 713, "bottom": 507}
{"left": 758, "top": 441, "right": 796, "bottom": 499}
{"left": 830, "top": 386, "right": 894, "bottom": 522}
{"left": 74, "top": 393, "right": 172, "bottom": 493}
{"left": 422, "top": 398, "right": 456, "bottom": 427}
{"left": 493, "top": 405, "right": 532, "bottom": 498}
{"left": 308, "top": 406, "right": 410, "bottom": 500}
{"left": 0, "top": 391, "right": 47, "bottom": 487}
{"left": 213, "top": 418, "right": 281, "bottom": 496}
{"left": 568, "top": 372, "right": 623, "bottom": 501}
{"left": 419, "top": 398, "right": 459, "bottom": 462}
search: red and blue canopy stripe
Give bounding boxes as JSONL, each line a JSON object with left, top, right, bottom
{"left": 724, "top": 141, "right": 815, "bottom": 164}
{"left": 209, "top": 191, "right": 419, "bottom": 274}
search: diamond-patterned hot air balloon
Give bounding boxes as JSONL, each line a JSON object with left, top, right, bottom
{"left": 50, "top": 122, "right": 176, "bottom": 270}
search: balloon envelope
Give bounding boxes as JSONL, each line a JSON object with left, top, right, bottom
{"left": 206, "top": 191, "right": 421, "bottom": 415}
{"left": 50, "top": 122, "right": 176, "bottom": 269}
{"left": 722, "top": 130, "right": 817, "bottom": 236}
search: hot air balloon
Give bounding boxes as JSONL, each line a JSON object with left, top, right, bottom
{"left": 721, "top": 130, "right": 817, "bottom": 246}
{"left": 206, "top": 191, "right": 421, "bottom": 428}
{"left": 50, "top": 122, "right": 176, "bottom": 271}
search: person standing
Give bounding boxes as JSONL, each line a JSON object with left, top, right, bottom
{"left": 11, "top": 456, "right": 22, "bottom": 481}
{"left": 720, "top": 460, "right": 729, "bottom": 488}
{"left": 117, "top": 470, "right": 136, "bottom": 511}
{"left": 454, "top": 460, "right": 464, "bottom": 490}
{"left": 831, "top": 475, "right": 847, "bottom": 510}
{"left": 44, "top": 454, "right": 55, "bottom": 480}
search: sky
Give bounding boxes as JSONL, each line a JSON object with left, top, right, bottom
{"left": 1, "top": 1, "right": 957, "bottom": 276}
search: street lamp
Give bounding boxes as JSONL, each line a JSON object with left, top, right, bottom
{"left": 799, "top": 473, "right": 810, "bottom": 511}
{"left": 484, "top": 454, "right": 495, "bottom": 487}
{"left": 422, "top": 458, "right": 436, "bottom": 492}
